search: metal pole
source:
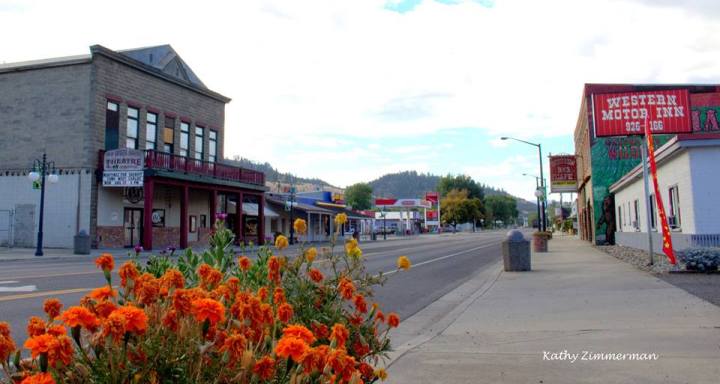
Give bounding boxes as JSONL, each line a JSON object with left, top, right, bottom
{"left": 535, "top": 177, "right": 541, "bottom": 229}
{"left": 383, "top": 209, "right": 387, "bottom": 240}
{"left": 641, "top": 138, "right": 654, "bottom": 265}
{"left": 538, "top": 144, "right": 546, "bottom": 232}
{"left": 35, "top": 154, "right": 46, "bottom": 256}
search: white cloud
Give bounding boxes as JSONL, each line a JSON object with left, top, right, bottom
{"left": 3, "top": 0, "right": 720, "bottom": 191}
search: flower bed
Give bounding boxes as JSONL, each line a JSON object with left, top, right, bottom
{"left": 0, "top": 215, "right": 410, "bottom": 383}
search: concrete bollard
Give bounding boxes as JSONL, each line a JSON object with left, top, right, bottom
{"left": 502, "top": 230, "right": 531, "bottom": 271}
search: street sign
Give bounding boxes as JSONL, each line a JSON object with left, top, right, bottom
{"left": 549, "top": 155, "right": 578, "bottom": 193}
{"left": 592, "top": 89, "right": 692, "bottom": 137}
{"left": 103, "top": 171, "right": 144, "bottom": 187}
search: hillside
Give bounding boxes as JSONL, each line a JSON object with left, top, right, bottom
{"left": 224, "top": 156, "right": 339, "bottom": 192}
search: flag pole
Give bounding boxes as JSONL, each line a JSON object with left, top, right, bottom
{"left": 640, "top": 136, "right": 654, "bottom": 266}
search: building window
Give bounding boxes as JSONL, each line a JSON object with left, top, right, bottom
{"left": 209, "top": 130, "right": 217, "bottom": 163}
{"left": 195, "top": 126, "right": 204, "bottom": 160}
{"left": 180, "top": 122, "right": 190, "bottom": 157}
{"left": 163, "top": 116, "right": 175, "bottom": 154}
{"left": 633, "top": 199, "right": 640, "bottom": 230}
{"left": 105, "top": 101, "right": 119, "bottom": 150}
{"left": 617, "top": 206, "right": 622, "bottom": 230}
{"left": 146, "top": 112, "right": 158, "bottom": 150}
{"left": 649, "top": 194, "right": 657, "bottom": 230}
{"left": 126, "top": 107, "right": 139, "bottom": 149}
{"left": 668, "top": 185, "right": 681, "bottom": 229}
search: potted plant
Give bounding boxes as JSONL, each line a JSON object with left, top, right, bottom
{"left": 532, "top": 231, "right": 552, "bottom": 252}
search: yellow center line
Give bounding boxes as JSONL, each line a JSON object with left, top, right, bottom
{"left": 0, "top": 287, "right": 94, "bottom": 302}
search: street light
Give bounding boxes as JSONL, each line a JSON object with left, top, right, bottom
{"left": 28, "top": 153, "right": 59, "bottom": 256}
{"left": 380, "top": 206, "right": 387, "bottom": 240}
{"left": 523, "top": 173, "right": 542, "bottom": 230}
{"left": 502, "top": 137, "right": 546, "bottom": 231}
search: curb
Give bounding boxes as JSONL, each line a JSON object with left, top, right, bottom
{"left": 385, "top": 258, "right": 504, "bottom": 367}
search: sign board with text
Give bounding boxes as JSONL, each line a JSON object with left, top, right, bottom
{"left": 103, "top": 171, "right": 144, "bottom": 187}
{"left": 592, "top": 89, "right": 692, "bottom": 137}
{"left": 549, "top": 155, "right": 578, "bottom": 193}
{"left": 103, "top": 149, "right": 144, "bottom": 187}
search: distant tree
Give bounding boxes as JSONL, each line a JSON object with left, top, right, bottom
{"left": 438, "top": 174, "right": 484, "bottom": 200}
{"left": 484, "top": 195, "right": 518, "bottom": 227}
{"left": 440, "top": 189, "right": 484, "bottom": 231}
{"left": 345, "top": 183, "right": 373, "bottom": 210}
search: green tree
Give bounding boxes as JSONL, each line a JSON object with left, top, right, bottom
{"left": 484, "top": 195, "right": 518, "bottom": 227}
{"left": 440, "top": 189, "right": 484, "bottom": 231}
{"left": 344, "top": 182, "right": 373, "bottom": 210}
{"left": 438, "top": 174, "right": 484, "bottom": 200}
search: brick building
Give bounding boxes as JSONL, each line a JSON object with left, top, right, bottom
{"left": 0, "top": 45, "right": 267, "bottom": 250}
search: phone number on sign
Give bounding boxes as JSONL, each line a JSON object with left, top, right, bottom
{"left": 625, "top": 121, "right": 664, "bottom": 133}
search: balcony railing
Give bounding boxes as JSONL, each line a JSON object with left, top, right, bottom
{"left": 99, "top": 150, "right": 265, "bottom": 187}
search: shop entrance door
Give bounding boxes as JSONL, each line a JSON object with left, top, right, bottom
{"left": 124, "top": 208, "right": 143, "bottom": 248}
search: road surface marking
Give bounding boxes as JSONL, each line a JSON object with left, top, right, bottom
{"left": 381, "top": 242, "right": 499, "bottom": 276}
{"left": 0, "top": 285, "right": 37, "bottom": 292}
{"left": 0, "top": 281, "right": 19, "bottom": 284}
{"left": 0, "top": 287, "right": 91, "bottom": 302}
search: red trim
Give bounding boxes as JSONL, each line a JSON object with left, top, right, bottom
{"left": 195, "top": 121, "right": 207, "bottom": 128}
{"left": 146, "top": 105, "right": 161, "bottom": 114}
{"left": 179, "top": 116, "right": 192, "bottom": 123}
{"left": 126, "top": 100, "right": 143, "bottom": 108}
{"left": 105, "top": 93, "right": 123, "bottom": 103}
{"left": 164, "top": 112, "right": 177, "bottom": 118}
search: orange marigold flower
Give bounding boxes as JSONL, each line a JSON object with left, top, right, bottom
{"left": 301, "top": 345, "right": 329, "bottom": 374}
{"left": 353, "top": 340, "right": 371, "bottom": 357}
{"left": 27, "top": 316, "right": 46, "bottom": 337}
{"left": 198, "top": 264, "right": 222, "bottom": 288}
{"left": 0, "top": 322, "right": 10, "bottom": 337}
{"left": 220, "top": 333, "right": 247, "bottom": 361}
{"left": 353, "top": 294, "right": 368, "bottom": 314}
{"left": 311, "top": 322, "right": 329, "bottom": 340}
{"left": 161, "top": 268, "right": 185, "bottom": 290}
{"left": 334, "top": 213, "right": 348, "bottom": 226}
{"left": 191, "top": 298, "right": 225, "bottom": 325}
{"left": 253, "top": 356, "right": 275, "bottom": 380}
{"left": 227, "top": 277, "right": 240, "bottom": 295}
{"left": 277, "top": 303, "right": 293, "bottom": 323}
{"left": 115, "top": 305, "right": 148, "bottom": 334}
{"left": 61, "top": 306, "right": 99, "bottom": 332}
{"left": 327, "top": 348, "right": 356, "bottom": 382}
{"left": 273, "top": 287, "right": 286, "bottom": 304}
{"left": 47, "top": 335, "right": 73, "bottom": 368}
{"left": 0, "top": 332, "right": 16, "bottom": 362}
{"left": 102, "top": 311, "right": 127, "bottom": 342}
{"left": 89, "top": 286, "right": 117, "bottom": 301}
{"left": 95, "top": 253, "right": 115, "bottom": 271}
{"left": 94, "top": 300, "right": 117, "bottom": 319}
{"left": 257, "top": 287, "right": 269, "bottom": 302}
{"left": 396, "top": 256, "right": 411, "bottom": 270}
{"left": 20, "top": 372, "right": 55, "bottom": 384}
{"left": 274, "top": 235, "right": 289, "bottom": 250}
{"left": 330, "top": 323, "right": 349, "bottom": 348}
{"left": 47, "top": 325, "right": 66, "bottom": 337}
{"left": 282, "top": 324, "right": 315, "bottom": 345}
{"left": 118, "top": 261, "right": 139, "bottom": 287}
{"left": 275, "top": 336, "right": 309, "bottom": 363}
{"left": 359, "top": 362, "right": 375, "bottom": 379}
{"left": 293, "top": 218, "right": 307, "bottom": 235}
{"left": 375, "top": 310, "right": 386, "bottom": 323}
{"left": 308, "top": 268, "right": 324, "bottom": 283}
{"left": 387, "top": 312, "right": 400, "bottom": 328}
{"left": 135, "top": 274, "right": 160, "bottom": 305}
{"left": 43, "top": 299, "right": 63, "bottom": 320}
{"left": 162, "top": 309, "right": 179, "bottom": 332}
{"left": 172, "top": 289, "right": 193, "bottom": 315}
{"left": 268, "top": 256, "right": 281, "bottom": 282}
{"left": 338, "top": 277, "right": 355, "bottom": 300}
{"left": 23, "top": 334, "right": 55, "bottom": 359}
{"left": 238, "top": 256, "right": 251, "bottom": 271}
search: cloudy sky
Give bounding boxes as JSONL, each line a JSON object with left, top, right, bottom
{"left": 2, "top": 0, "right": 719, "bottom": 200}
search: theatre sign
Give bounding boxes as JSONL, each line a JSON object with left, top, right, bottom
{"left": 593, "top": 89, "right": 692, "bottom": 137}
{"left": 102, "top": 149, "right": 144, "bottom": 187}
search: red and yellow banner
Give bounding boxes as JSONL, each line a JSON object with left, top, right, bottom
{"left": 643, "top": 121, "right": 677, "bottom": 264}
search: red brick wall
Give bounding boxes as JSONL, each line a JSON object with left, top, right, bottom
{"left": 97, "top": 226, "right": 124, "bottom": 248}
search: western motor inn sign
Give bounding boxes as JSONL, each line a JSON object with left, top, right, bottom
{"left": 102, "top": 148, "right": 144, "bottom": 187}
{"left": 592, "top": 89, "right": 692, "bottom": 137}
{"left": 549, "top": 155, "right": 578, "bottom": 193}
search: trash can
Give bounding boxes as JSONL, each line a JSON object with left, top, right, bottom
{"left": 74, "top": 230, "right": 91, "bottom": 255}
{"left": 502, "top": 230, "right": 531, "bottom": 271}
{"left": 371, "top": 232, "right": 377, "bottom": 241}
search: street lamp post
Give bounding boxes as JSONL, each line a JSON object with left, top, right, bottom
{"left": 523, "top": 173, "right": 542, "bottom": 229}
{"left": 28, "top": 153, "right": 59, "bottom": 256}
{"left": 501, "top": 137, "right": 546, "bottom": 231}
{"left": 380, "top": 206, "right": 387, "bottom": 240}
{"left": 286, "top": 186, "right": 297, "bottom": 244}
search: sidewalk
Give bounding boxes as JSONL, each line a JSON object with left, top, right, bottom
{"left": 387, "top": 234, "right": 720, "bottom": 384}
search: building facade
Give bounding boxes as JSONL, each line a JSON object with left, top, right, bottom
{"left": 573, "top": 83, "right": 719, "bottom": 245}
{"left": 0, "top": 45, "right": 267, "bottom": 250}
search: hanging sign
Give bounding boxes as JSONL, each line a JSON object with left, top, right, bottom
{"left": 103, "top": 149, "right": 144, "bottom": 187}
{"left": 593, "top": 89, "right": 692, "bottom": 137}
{"left": 549, "top": 155, "right": 577, "bottom": 193}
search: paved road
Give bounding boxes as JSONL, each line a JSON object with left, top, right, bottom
{"left": 0, "top": 231, "right": 509, "bottom": 345}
